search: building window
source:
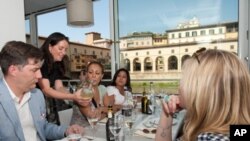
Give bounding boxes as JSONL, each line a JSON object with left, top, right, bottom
{"left": 125, "top": 53, "right": 127, "bottom": 56}
{"left": 214, "top": 46, "right": 217, "bottom": 49}
{"left": 84, "top": 50, "right": 87, "bottom": 54}
{"left": 100, "top": 51, "right": 103, "bottom": 56}
{"left": 209, "top": 29, "right": 214, "bottom": 35}
{"left": 144, "top": 57, "right": 152, "bottom": 71}
{"left": 172, "top": 34, "right": 175, "bottom": 38}
{"left": 200, "top": 30, "right": 205, "bottom": 35}
{"left": 192, "top": 31, "right": 197, "bottom": 36}
{"left": 178, "top": 33, "right": 181, "bottom": 38}
{"left": 186, "top": 32, "right": 189, "bottom": 37}
{"left": 171, "top": 49, "right": 175, "bottom": 53}
{"left": 93, "top": 51, "right": 95, "bottom": 55}
{"left": 147, "top": 51, "right": 149, "bottom": 55}
{"left": 230, "top": 45, "right": 234, "bottom": 49}
{"left": 74, "top": 48, "right": 77, "bottom": 54}
{"left": 158, "top": 50, "right": 161, "bottom": 54}
{"left": 185, "top": 48, "right": 188, "bottom": 52}
{"left": 136, "top": 52, "right": 138, "bottom": 56}
{"left": 219, "top": 28, "right": 223, "bottom": 34}
{"left": 168, "top": 56, "right": 178, "bottom": 70}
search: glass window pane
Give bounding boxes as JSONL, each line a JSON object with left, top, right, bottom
{"left": 118, "top": 0, "right": 238, "bottom": 93}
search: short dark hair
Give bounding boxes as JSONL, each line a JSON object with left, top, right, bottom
{"left": 0, "top": 41, "right": 43, "bottom": 75}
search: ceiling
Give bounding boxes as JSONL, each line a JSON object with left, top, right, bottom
{"left": 24, "top": 0, "right": 99, "bottom": 17}
{"left": 24, "top": 0, "right": 66, "bottom": 16}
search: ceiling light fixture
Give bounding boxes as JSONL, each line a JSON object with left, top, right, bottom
{"left": 66, "top": 0, "right": 94, "bottom": 27}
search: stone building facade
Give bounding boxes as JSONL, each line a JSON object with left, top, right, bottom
{"left": 120, "top": 18, "right": 238, "bottom": 80}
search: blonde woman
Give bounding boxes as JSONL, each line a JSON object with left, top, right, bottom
{"left": 155, "top": 49, "right": 250, "bottom": 141}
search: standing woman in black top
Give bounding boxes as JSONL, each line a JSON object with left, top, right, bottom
{"left": 38, "top": 32, "right": 88, "bottom": 124}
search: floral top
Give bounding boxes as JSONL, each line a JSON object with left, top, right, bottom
{"left": 70, "top": 85, "right": 107, "bottom": 126}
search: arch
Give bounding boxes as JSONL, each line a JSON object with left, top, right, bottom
{"left": 156, "top": 56, "right": 164, "bottom": 71}
{"left": 124, "top": 59, "right": 130, "bottom": 71}
{"left": 144, "top": 57, "right": 153, "bottom": 71}
{"left": 168, "top": 56, "right": 178, "bottom": 70}
{"left": 133, "top": 58, "right": 141, "bottom": 71}
{"left": 181, "top": 55, "right": 191, "bottom": 66}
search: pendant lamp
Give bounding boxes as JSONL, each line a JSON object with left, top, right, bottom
{"left": 66, "top": 0, "right": 94, "bottom": 27}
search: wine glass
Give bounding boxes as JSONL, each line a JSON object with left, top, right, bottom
{"left": 132, "top": 95, "right": 138, "bottom": 109}
{"left": 124, "top": 110, "right": 137, "bottom": 136}
{"left": 80, "top": 80, "right": 94, "bottom": 100}
{"left": 87, "top": 107, "right": 101, "bottom": 140}
{"left": 109, "top": 115, "right": 124, "bottom": 141}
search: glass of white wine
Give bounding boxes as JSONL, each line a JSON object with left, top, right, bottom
{"left": 80, "top": 80, "right": 94, "bottom": 100}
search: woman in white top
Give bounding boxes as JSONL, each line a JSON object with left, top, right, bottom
{"left": 104, "top": 68, "right": 132, "bottom": 108}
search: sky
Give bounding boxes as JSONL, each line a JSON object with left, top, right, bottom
{"left": 26, "top": 0, "right": 238, "bottom": 43}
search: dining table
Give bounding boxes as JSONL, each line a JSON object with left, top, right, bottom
{"left": 55, "top": 106, "right": 186, "bottom": 141}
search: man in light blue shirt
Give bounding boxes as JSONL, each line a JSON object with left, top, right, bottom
{"left": 0, "top": 41, "right": 84, "bottom": 141}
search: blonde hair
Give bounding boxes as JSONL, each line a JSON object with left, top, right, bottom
{"left": 180, "top": 49, "right": 250, "bottom": 141}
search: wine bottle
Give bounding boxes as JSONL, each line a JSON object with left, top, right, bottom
{"left": 106, "top": 105, "right": 115, "bottom": 141}
{"left": 141, "top": 85, "right": 148, "bottom": 113}
{"left": 146, "top": 96, "right": 152, "bottom": 115}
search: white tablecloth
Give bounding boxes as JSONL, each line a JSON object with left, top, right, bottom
{"left": 55, "top": 109, "right": 186, "bottom": 141}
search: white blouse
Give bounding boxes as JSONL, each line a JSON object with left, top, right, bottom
{"left": 106, "top": 86, "right": 125, "bottom": 105}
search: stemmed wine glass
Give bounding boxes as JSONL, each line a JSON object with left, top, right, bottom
{"left": 87, "top": 107, "right": 101, "bottom": 140}
{"left": 124, "top": 110, "right": 137, "bottom": 136}
{"left": 132, "top": 95, "right": 138, "bottom": 109}
{"left": 109, "top": 115, "right": 124, "bottom": 141}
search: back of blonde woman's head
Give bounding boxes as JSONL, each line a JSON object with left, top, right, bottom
{"left": 181, "top": 49, "right": 250, "bottom": 141}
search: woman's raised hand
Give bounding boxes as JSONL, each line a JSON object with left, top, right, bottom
{"left": 161, "top": 95, "right": 181, "bottom": 117}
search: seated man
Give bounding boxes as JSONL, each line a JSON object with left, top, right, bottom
{"left": 0, "top": 41, "right": 84, "bottom": 141}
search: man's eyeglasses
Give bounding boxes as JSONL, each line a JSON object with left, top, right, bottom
{"left": 192, "top": 47, "right": 206, "bottom": 64}
{"left": 142, "top": 128, "right": 157, "bottom": 134}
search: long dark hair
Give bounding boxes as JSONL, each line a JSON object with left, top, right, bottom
{"left": 111, "top": 68, "right": 131, "bottom": 90}
{"left": 40, "top": 32, "right": 69, "bottom": 74}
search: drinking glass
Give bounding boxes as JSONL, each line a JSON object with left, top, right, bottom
{"left": 124, "top": 110, "right": 137, "bottom": 136}
{"left": 132, "top": 95, "right": 138, "bottom": 109}
{"left": 109, "top": 115, "right": 124, "bottom": 141}
{"left": 80, "top": 80, "right": 94, "bottom": 100}
{"left": 87, "top": 107, "right": 101, "bottom": 140}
